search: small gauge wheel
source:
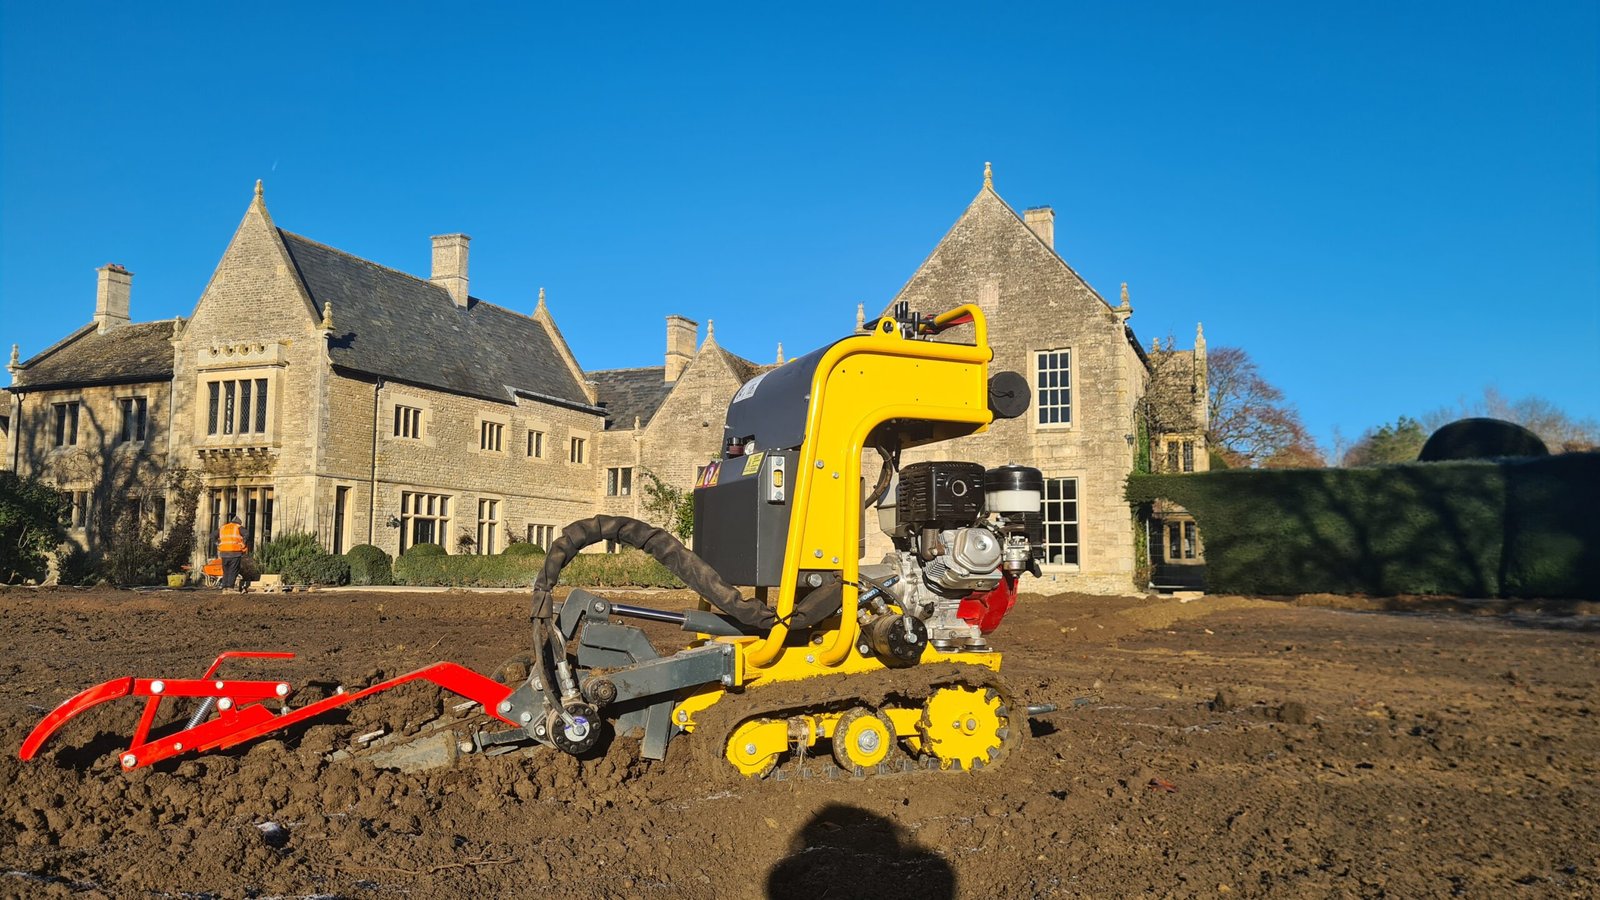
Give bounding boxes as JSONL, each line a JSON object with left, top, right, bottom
{"left": 726, "top": 719, "right": 781, "bottom": 777}
{"left": 831, "top": 708, "right": 896, "bottom": 773}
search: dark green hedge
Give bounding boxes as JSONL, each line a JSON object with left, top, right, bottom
{"left": 1127, "top": 452, "right": 1599, "bottom": 598}
{"left": 346, "top": 544, "right": 393, "bottom": 586}
{"left": 392, "top": 548, "right": 684, "bottom": 589}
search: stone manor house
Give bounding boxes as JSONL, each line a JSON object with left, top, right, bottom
{"left": 2, "top": 168, "right": 1206, "bottom": 593}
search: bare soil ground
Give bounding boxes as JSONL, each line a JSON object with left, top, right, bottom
{"left": 1, "top": 585, "right": 1596, "bottom": 898}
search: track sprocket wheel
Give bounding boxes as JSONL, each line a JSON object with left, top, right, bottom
{"left": 918, "top": 685, "right": 1009, "bottom": 771}
{"left": 831, "top": 708, "right": 895, "bottom": 773}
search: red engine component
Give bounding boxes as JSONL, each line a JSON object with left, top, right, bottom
{"left": 956, "top": 573, "right": 1020, "bottom": 635}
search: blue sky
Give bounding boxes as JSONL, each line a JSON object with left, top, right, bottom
{"left": 2, "top": 2, "right": 1596, "bottom": 450}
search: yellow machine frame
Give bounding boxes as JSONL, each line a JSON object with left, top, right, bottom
{"left": 672, "top": 305, "right": 1011, "bottom": 771}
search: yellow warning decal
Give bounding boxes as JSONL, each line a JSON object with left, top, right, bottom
{"left": 742, "top": 451, "right": 766, "bottom": 476}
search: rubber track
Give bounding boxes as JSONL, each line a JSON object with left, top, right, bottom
{"left": 686, "top": 661, "right": 1023, "bottom": 781}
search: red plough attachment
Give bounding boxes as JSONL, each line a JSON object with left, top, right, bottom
{"left": 20, "top": 651, "right": 516, "bottom": 770}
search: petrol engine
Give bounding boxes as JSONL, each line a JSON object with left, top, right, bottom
{"left": 862, "top": 461, "right": 1045, "bottom": 650}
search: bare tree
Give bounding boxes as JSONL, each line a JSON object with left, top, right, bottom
{"left": 1424, "top": 387, "right": 1599, "bottom": 453}
{"left": 1206, "top": 347, "right": 1322, "bottom": 467}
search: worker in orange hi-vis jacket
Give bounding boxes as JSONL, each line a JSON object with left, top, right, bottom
{"left": 218, "top": 515, "right": 248, "bottom": 592}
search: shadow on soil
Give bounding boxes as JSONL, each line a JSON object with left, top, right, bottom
{"left": 767, "top": 803, "right": 954, "bottom": 900}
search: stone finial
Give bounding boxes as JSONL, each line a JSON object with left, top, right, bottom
{"left": 320, "top": 301, "right": 334, "bottom": 332}
{"left": 255, "top": 179, "right": 264, "bottom": 199}
{"left": 1151, "top": 337, "right": 1162, "bottom": 352}
{"left": 536, "top": 286, "right": 547, "bottom": 315}
{"left": 8, "top": 343, "right": 19, "bottom": 369}
{"left": 856, "top": 303, "right": 866, "bottom": 331}
{"left": 1195, "top": 322, "right": 1206, "bottom": 347}
{"left": 1119, "top": 283, "right": 1130, "bottom": 308}
{"left": 634, "top": 416, "right": 641, "bottom": 430}
{"left": 776, "top": 342, "right": 785, "bottom": 365}
{"left": 983, "top": 161, "right": 993, "bottom": 190}
{"left": 706, "top": 319, "right": 715, "bottom": 340}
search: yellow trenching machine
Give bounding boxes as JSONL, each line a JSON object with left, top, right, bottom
{"left": 23, "top": 303, "right": 1053, "bottom": 778}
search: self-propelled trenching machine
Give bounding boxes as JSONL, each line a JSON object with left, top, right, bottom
{"left": 23, "top": 303, "right": 1054, "bottom": 779}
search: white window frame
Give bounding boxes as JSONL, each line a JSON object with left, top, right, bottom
{"left": 1034, "top": 348, "right": 1072, "bottom": 428}
{"left": 1041, "top": 476, "right": 1079, "bottom": 568}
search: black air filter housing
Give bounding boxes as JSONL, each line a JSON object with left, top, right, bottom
{"left": 897, "top": 462, "right": 985, "bottom": 530}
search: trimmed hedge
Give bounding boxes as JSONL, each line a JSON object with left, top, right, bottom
{"left": 403, "top": 542, "right": 446, "bottom": 557}
{"left": 346, "top": 544, "right": 393, "bottom": 586}
{"left": 1127, "top": 452, "right": 1599, "bottom": 598}
{"left": 392, "top": 548, "right": 683, "bottom": 589}
{"left": 503, "top": 542, "right": 544, "bottom": 556}
{"left": 282, "top": 552, "right": 351, "bottom": 587}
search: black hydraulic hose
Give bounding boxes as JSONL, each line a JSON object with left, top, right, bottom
{"left": 531, "top": 515, "right": 777, "bottom": 630}
{"left": 528, "top": 516, "right": 777, "bottom": 716}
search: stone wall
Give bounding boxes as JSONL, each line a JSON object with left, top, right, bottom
{"left": 7, "top": 380, "right": 171, "bottom": 551}
{"left": 870, "top": 186, "right": 1156, "bottom": 593}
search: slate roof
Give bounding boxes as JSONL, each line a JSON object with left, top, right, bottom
{"left": 587, "top": 350, "right": 769, "bottom": 432}
{"left": 278, "top": 230, "right": 595, "bottom": 409}
{"left": 587, "top": 366, "right": 674, "bottom": 430}
{"left": 10, "top": 320, "right": 177, "bottom": 391}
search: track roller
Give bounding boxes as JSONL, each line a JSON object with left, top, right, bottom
{"left": 831, "top": 708, "right": 896, "bottom": 773}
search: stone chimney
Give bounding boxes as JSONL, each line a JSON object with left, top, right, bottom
{"left": 1023, "top": 207, "right": 1055, "bottom": 250}
{"left": 430, "top": 234, "right": 471, "bottom": 307}
{"left": 94, "top": 264, "right": 132, "bottom": 333}
{"left": 665, "top": 315, "right": 698, "bottom": 382}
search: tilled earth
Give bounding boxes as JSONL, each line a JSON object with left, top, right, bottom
{"left": 0, "top": 585, "right": 1596, "bottom": 898}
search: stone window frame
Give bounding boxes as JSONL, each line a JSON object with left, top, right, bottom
{"left": 1164, "top": 518, "right": 1201, "bottom": 562}
{"left": 1040, "top": 474, "right": 1080, "bottom": 571}
{"left": 475, "top": 495, "right": 502, "bottom": 555}
{"left": 53, "top": 400, "right": 82, "bottom": 448}
{"left": 568, "top": 430, "right": 590, "bottom": 465}
{"left": 384, "top": 392, "right": 435, "bottom": 446}
{"left": 479, "top": 420, "right": 506, "bottom": 453}
{"left": 116, "top": 395, "right": 150, "bottom": 446}
{"left": 194, "top": 366, "right": 280, "bottom": 447}
{"left": 607, "top": 466, "right": 633, "bottom": 497}
{"left": 394, "top": 404, "right": 423, "bottom": 440}
{"left": 63, "top": 486, "right": 92, "bottom": 531}
{"left": 1032, "top": 347, "right": 1074, "bottom": 430}
{"left": 527, "top": 523, "right": 556, "bottom": 550}
{"left": 526, "top": 425, "right": 546, "bottom": 459}
{"left": 398, "top": 489, "right": 452, "bottom": 554}
{"left": 475, "top": 412, "right": 510, "bottom": 455}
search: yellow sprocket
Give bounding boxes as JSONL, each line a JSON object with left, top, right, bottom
{"left": 918, "top": 684, "right": 1009, "bottom": 771}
